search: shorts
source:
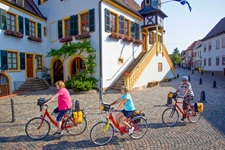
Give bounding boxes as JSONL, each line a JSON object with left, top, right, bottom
{"left": 121, "top": 109, "right": 135, "bottom": 118}
{"left": 53, "top": 107, "right": 71, "bottom": 122}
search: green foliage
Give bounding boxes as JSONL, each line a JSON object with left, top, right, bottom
{"left": 68, "top": 72, "right": 98, "bottom": 92}
{"left": 170, "top": 47, "right": 181, "bottom": 66}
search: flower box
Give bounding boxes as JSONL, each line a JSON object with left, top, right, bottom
{"left": 133, "top": 39, "right": 143, "bottom": 45}
{"left": 109, "top": 32, "right": 123, "bottom": 39}
{"left": 122, "top": 36, "right": 133, "bottom": 42}
{"left": 28, "top": 35, "right": 42, "bottom": 42}
{"left": 59, "top": 36, "right": 72, "bottom": 43}
{"left": 75, "top": 32, "right": 90, "bottom": 40}
{"left": 4, "top": 30, "right": 23, "bottom": 38}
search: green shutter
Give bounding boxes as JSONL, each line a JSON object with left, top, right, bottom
{"left": 1, "top": 50, "right": 8, "bottom": 70}
{"left": 38, "top": 23, "right": 42, "bottom": 38}
{"left": 0, "top": 9, "right": 7, "bottom": 30}
{"left": 70, "top": 15, "right": 75, "bottom": 36}
{"left": 135, "top": 23, "right": 139, "bottom": 40}
{"left": 74, "top": 15, "right": 78, "bottom": 35}
{"left": 25, "top": 18, "right": 29, "bottom": 35}
{"left": 20, "top": 52, "right": 25, "bottom": 70}
{"left": 119, "top": 15, "right": 124, "bottom": 34}
{"left": 18, "top": 16, "right": 24, "bottom": 34}
{"left": 89, "top": 8, "right": 95, "bottom": 32}
{"left": 105, "top": 8, "right": 110, "bottom": 33}
{"left": 58, "top": 20, "right": 62, "bottom": 39}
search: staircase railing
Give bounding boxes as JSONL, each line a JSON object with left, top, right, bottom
{"left": 124, "top": 43, "right": 157, "bottom": 89}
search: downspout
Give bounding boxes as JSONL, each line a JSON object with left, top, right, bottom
{"left": 98, "top": 0, "right": 103, "bottom": 103}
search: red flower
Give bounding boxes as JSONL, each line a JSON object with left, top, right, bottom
{"left": 28, "top": 35, "right": 42, "bottom": 42}
{"left": 59, "top": 36, "right": 72, "bottom": 43}
{"left": 122, "top": 72, "right": 130, "bottom": 77}
{"left": 4, "top": 30, "right": 23, "bottom": 38}
{"left": 75, "top": 32, "right": 90, "bottom": 40}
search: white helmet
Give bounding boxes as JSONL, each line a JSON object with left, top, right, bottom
{"left": 181, "top": 76, "right": 188, "bottom": 81}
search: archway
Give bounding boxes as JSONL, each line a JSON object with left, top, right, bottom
{"left": 0, "top": 74, "right": 9, "bottom": 96}
{"left": 71, "top": 57, "right": 86, "bottom": 78}
{"left": 53, "top": 59, "right": 63, "bottom": 83}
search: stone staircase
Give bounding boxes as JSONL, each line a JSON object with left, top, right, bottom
{"left": 111, "top": 52, "right": 147, "bottom": 90}
{"left": 15, "top": 78, "right": 49, "bottom": 92}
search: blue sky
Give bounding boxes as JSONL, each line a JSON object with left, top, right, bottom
{"left": 135, "top": 0, "right": 225, "bottom": 54}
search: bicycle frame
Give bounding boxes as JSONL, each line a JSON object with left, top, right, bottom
{"left": 173, "top": 100, "right": 194, "bottom": 117}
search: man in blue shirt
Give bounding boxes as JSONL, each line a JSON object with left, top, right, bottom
{"left": 110, "top": 86, "right": 135, "bottom": 135}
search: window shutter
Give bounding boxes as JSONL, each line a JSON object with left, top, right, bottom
{"left": 119, "top": 15, "right": 124, "bottom": 34}
{"left": 131, "top": 21, "right": 135, "bottom": 38}
{"left": 1, "top": 50, "right": 8, "bottom": 70}
{"left": 20, "top": 52, "right": 25, "bottom": 70}
{"left": 74, "top": 15, "right": 78, "bottom": 35}
{"left": 0, "top": 9, "right": 7, "bottom": 30}
{"left": 25, "top": 18, "right": 29, "bottom": 35}
{"left": 38, "top": 0, "right": 41, "bottom": 5}
{"left": 135, "top": 23, "right": 139, "bottom": 40}
{"left": 58, "top": 20, "right": 62, "bottom": 39}
{"left": 105, "top": 8, "right": 110, "bottom": 33}
{"left": 89, "top": 8, "right": 95, "bottom": 32}
{"left": 38, "top": 23, "right": 42, "bottom": 38}
{"left": 18, "top": 16, "right": 24, "bottom": 34}
{"left": 70, "top": 15, "right": 75, "bottom": 36}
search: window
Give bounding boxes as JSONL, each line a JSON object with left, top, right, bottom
{"left": 36, "top": 55, "right": 42, "bottom": 69}
{"left": 7, "top": 51, "right": 18, "bottom": 69}
{"left": 208, "top": 58, "right": 211, "bottom": 66}
{"left": 29, "top": 21, "right": 35, "bottom": 36}
{"left": 17, "top": 0, "right": 23, "bottom": 6}
{"left": 110, "top": 12, "right": 117, "bottom": 33}
{"left": 44, "top": 26, "right": 46, "bottom": 36}
{"left": 149, "top": 32, "right": 152, "bottom": 44}
{"left": 146, "top": 0, "right": 150, "bottom": 5}
{"left": 158, "top": 62, "right": 162, "bottom": 72}
{"left": 124, "top": 19, "right": 129, "bottom": 36}
{"left": 216, "top": 39, "right": 220, "bottom": 49}
{"left": 204, "top": 43, "right": 207, "bottom": 52}
{"left": 222, "top": 56, "right": 225, "bottom": 65}
{"left": 216, "top": 57, "right": 220, "bottom": 66}
{"left": 204, "top": 59, "right": 206, "bottom": 66}
{"left": 64, "top": 19, "right": 70, "bottom": 37}
{"left": 80, "top": 12, "right": 89, "bottom": 33}
{"left": 208, "top": 42, "right": 211, "bottom": 51}
{"left": 222, "top": 37, "right": 225, "bottom": 48}
{"left": 6, "top": 12, "right": 16, "bottom": 31}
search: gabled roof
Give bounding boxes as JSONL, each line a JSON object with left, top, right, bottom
{"left": 3, "top": 0, "right": 47, "bottom": 20}
{"left": 187, "top": 41, "right": 197, "bottom": 51}
{"left": 138, "top": 5, "right": 167, "bottom": 18}
{"left": 194, "top": 40, "right": 202, "bottom": 49}
{"left": 202, "top": 17, "right": 225, "bottom": 41}
{"left": 113, "top": 0, "right": 143, "bottom": 18}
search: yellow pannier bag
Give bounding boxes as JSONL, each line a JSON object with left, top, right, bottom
{"left": 194, "top": 102, "right": 204, "bottom": 113}
{"left": 73, "top": 110, "right": 83, "bottom": 124}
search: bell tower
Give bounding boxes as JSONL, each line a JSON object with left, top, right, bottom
{"left": 139, "top": 0, "right": 167, "bottom": 52}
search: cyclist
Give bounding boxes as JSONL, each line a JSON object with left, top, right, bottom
{"left": 110, "top": 86, "right": 135, "bottom": 135}
{"left": 46, "top": 80, "right": 72, "bottom": 135}
{"left": 175, "top": 76, "right": 194, "bottom": 121}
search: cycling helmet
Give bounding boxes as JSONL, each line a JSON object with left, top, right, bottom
{"left": 181, "top": 76, "right": 188, "bottom": 81}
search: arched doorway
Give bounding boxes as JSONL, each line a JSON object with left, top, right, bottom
{"left": 53, "top": 60, "right": 63, "bottom": 83}
{"left": 0, "top": 74, "right": 9, "bottom": 96}
{"left": 71, "top": 57, "right": 86, "bottom": 78}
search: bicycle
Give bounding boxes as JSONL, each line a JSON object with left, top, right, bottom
{"left": 90, "top": 103, "right": 148, "bottom": 146}
{"left": 25, "top": 98, "right": 87, "bottom": 140}
{"left": 162, "top": 92, "right": 202, "bottom": 127}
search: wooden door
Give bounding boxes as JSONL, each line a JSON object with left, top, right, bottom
{"left": 53, "top": 60, "right": 63, "bottom": 83}
{"left": 71, "top": 57, "right": 85, "bottom": 77}
{"left": 0, "top": 74, "right": 9, "bottom": 96}
{"left": 26, "top": 54, "right": 33, "bottom": 77}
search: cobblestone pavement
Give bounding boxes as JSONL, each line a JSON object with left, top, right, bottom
{"left": 0, "top": 68, "right": 225, "bottom": 150}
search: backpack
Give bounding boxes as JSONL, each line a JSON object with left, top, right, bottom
{"left": 194, "top": 102, "right": 204, "bottom": 113}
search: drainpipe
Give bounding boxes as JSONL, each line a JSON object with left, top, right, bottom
{"left": 99, "top": 0, "right": 103, "bottom": 103}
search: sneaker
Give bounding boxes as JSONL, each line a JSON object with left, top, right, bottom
{"left": 53, "top": 131, "right": 62, "bottom": 135}
{"left": 128, "top": 126, "right": 134, "bottom": 136}
{"left": 181, "top": 117, "right": 186, "bottom": 121}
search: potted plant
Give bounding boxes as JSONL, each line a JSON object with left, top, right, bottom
{"left": 109, "top": 32, "right": 123, "bottom": 39}
{"left": 59, "top": 36, "right": 73, "bottom": 43}
{"left": 122, "top": 36, "right": 133, "bottom": 42}
{"left": 41, "top": 67, "right": 51, "bottom": 84}
{"left": 133, "top": 39, "right": 143, "bottom": 45}
{"left": 28, "top": 35, "right": 42, "bottom": 42}
{"left": 4, "top": 30, "right": 23, "bottom": 38}
{"left": 75, "top": 32, "right": 90, "bottom": 40}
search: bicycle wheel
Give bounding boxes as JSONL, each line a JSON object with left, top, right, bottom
{"left": 187, "top": 109, "right": 202, "bottom": 123}
{"left": 90, "top": 121, "right": 114, "bottom": 146}
{"left": 65, "top": 117, "right": 87, "bottom": 135}
{"left": 162, "top": 108, "right": 179, "bottom": 127}
{"left": 130, "top": 116, "right": 148, "bottom": 139}
{"left": 25, "top": 117, "right": 50, "bottom": 140}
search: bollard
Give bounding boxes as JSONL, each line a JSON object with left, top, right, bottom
{"left": 188, "top": 76, "right": 191, "bottom": 81}
{"left": 192, "top": 69, "right": 194, "bottom": 74}
{"left": 199, "top": 78, "right": 202, "bottom": 84}
{"left": 200, "top": 90, "right": 207, "bottom": 103}
{"left": 212, "top": 72, "right": 214, "bottom": 76}
{"left": 177, "top": 74, "right": 179, "bottom": 78}
{"left": 201, "top": 70, "right": 203, "bottom": 75}
{"left": 212, "top": 80, "right": 217, "bottom": 88}
{"left": 11, "top": 99, "right": 15, "bottom": 122}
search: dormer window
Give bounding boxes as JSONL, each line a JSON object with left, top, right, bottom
{"left": 17, "top": 0, "right": 23, "bottom": 6}
{"left": 146, "top": 0, "right": 150, "bottom": 5}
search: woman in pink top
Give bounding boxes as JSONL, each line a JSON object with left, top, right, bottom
{"left": 46, "top": 80, "right": 72, "bottom": 135}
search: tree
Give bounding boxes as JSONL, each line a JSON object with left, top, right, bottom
{"left": 170, "top": 47, "right": 181, "bottom": 66}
